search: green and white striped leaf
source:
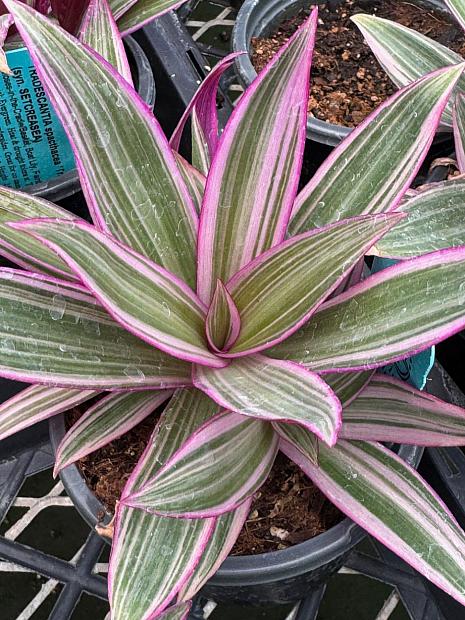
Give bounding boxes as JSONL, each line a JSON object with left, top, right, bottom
{"left": 270, "top": 247, "right": 465, "bottom": 372}
{"left": 197, "top": 11, "right": 317, "bottom": 303}
{"left": 54, "top": 390, "right": 173, "bottom": 475}
{"left": 174, "top": 153, "right": 205, "bottom": 215}
{"left": 323, "top": 371, "right": 374, "bottom": 407}
{"left": 0, "top": 188, "right": 76, "bottom": 279}
{"left": 341, "top": 374, "right": 465, "bottom": 446}
{"left": 445, "top": 0, "right": 465, "bottom": 30}
{"left": 191, "top": 108, "right": 210, "bottom": 176}
{"left": 16, "top": 219, "right": 224, "bottom": 368}
{"left": 0, "top": 269, "right": 191, "bottom": 388}
{"left": 124, "top": 411, "right": 278, "bottom": 517}
{"left": 159, "top": 602, "right": 191, "bottom": 620}
{"left": 282, "top": 438, "right": 465, "bottom": 608}
{"left": 80, "top": 0, "right": 133, "bottom": 84}
{"left": 114, "top": 0, "right": 188, "bottom": 35}
{"left": 290, "top": 64, "right": 463, "bottom": 233}
{"left": 206, "top": 279, "right": 240, "bottom": 352}
{"left": 453, "top": 93, "right": 465, "bottom": 171}
{"left": 193, "top": 355, "right": 342, "bottom": 446}
{"left": 351, "top": 14, "right": 464, "bottom": 127}
{"left": 178, "top": 499, "right": 252, "bottom": 601}
{"left": 6, "top": 1, "right": 198, "bottom": 288}
{"left": 273, "top": 423, "right": 318, "bottom": 465}
{"left": 109, "top": 389, "right": 220, "bottom": 620}
{"left": 371, "top": 180, "right": 465, "bottom": 258}
{"left": 225, "top": 214, "right": 400, "bottom": 356}
{"left": 0, "top": 385, "right": 97, "bottom": 441}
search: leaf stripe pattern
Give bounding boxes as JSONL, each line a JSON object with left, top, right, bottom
{"left": 323, "top": 370, "right": 374, "bottom": 406}
{"left": 371, "top": 179, "right": 465, "bottom": 258}
{"left": 197, "top": 10, "right": 317, "bottom": 303}
{"left": 115, "top": 0, "right": 188, "bottom": 35}
{"left": 5, "top": 0, "right": 198, "bottom": 288}
{"left": 0, "top": 269, "right": 191, "bottom": 388}
{"left": 80, "top": 0, "right": 133, "bottom": 85}
{"left": 290, "top": 64, "right": 463, "bottom": 232}
{"left": 0, "top": 187, "right": 76, "bottom": 279}
{"left": 123, "top": 412, "right": 278, "bottom": 517}
{"left": 224, "top": 214, "right": 401, "bottom": 356}
{"left": 340, "top": 374, "right": 465, "bottom": 446}
{"left": 177, "top": 499, "right": 252, "bottom": 601}
{"left": 282, "top": 438, "right": 465, "bottom": 608}
{"left": 194, "top": 355, "right": 342, "bottom": 446}
{"left": 174, "top": 153, "right": 205, "bottom": 215}
{"left": 159, "top": 602, "right": 192, "bottom": 620}
{"left": 453, "top": 93, "right": 465, "bottom": 172}
{"left": 0, "top": 385, "right": 97, "bottom": 441}
{"left": 14, "top": 219, "right": 226, "bottom": 368}
{"left": 109, "top": 389, "right": 221, "bottom": 619}
{"left": 206, "top": 279, "right": 241, "bottom": 352}
{"left": 351, "top": 14, "right": 464, "bottom": 126}
{"left": 54, "top": 390, "right": 174, "bottom": 475}
{"left": 270, "top": 247, "right": 465, "bottom": 372}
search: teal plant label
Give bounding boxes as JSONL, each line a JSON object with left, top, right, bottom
{"left": 0, "top": 47, "right": 75, "bottom": 189}
{"left": 371, "top": 257, "right": 435, "bottom": 390}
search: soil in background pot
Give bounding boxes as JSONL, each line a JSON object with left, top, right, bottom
{"left": 251, "top": 0, "right": 465, "bottom": 127}
{"left": 66, "top": 408, "right": 342, "bottom": 554}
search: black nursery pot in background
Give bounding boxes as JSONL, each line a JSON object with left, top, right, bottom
{"left": 48, "top": 408, "right": 422, "bottom": 607}
{"left": 232, "top": 0, "right": 456, "bottom": 154}
{"left": 3, "top": 35, "right": 155, "bottom": 206}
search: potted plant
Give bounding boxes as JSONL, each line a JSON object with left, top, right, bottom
{"left": 0, "top": 0, "right": 184, "bottom": 202}
{"left": 3, "top": 2, "right": 465, "bottom": 618}
{"left": 232, "top": 0, "right": 462, "bottom": 147}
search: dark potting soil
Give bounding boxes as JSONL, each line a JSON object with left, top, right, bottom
{"left": 251, "top": 0, "right": 465, "bottom": 127}
{"left": 66, "top": 408, "right": 342, "bottom": 554}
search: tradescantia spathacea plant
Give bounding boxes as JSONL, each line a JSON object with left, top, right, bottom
{"left": 4, "top": 0, "right": 465, "bottom": 618}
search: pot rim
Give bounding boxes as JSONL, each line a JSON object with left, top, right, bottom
{"left": 231, "top": 0, "right": 451, "bottom": 146}
{"left": 48, "top": 413, "right": 422, "bottom": 585}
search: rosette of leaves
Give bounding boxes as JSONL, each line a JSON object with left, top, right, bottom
{"left": 3, "top": 1, "right": 465, "bottom": 618}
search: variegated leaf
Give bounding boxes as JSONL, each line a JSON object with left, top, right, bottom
{"left": 341, "top": 374, "right": 465, "bottom": 446}
{"left": 206, "top": 279, "right": 240, "bottom": 352}
{"left": 273, "top": 423, "right": 318, "bottom": 465}
{"left": 170, "top": 53, "right": 240, "bottom": 158}
{"left": 0, "top": 385, "right": 97, "bottom": 440}
{"left": 290, "top": 65, "right": 463, "bottom": 233}
{"left": 270, "top": 247, "right": 465, "bottom": 372}
{"left": 351, "top": 14, "right": 464, "bottom": 127}
{"left": 194, "top": 355, "right": 341, "bottom": 446}
{"left": 323, "top": 371, "right": 374, "bottom": 407}
{"left": 445, "top": 0, "right": 465, "bottom": 30}
{"left": 80, "top": 0, "right": 132, "bottom": 84}
{"left": 114, "top": 0, "right": 188, "bottom": 35}
{"left": 109, "top": 389, "right": 220, "bottom": 620}
{"left": 0, "top": 269, "right": 191, "bottom": 388}
{"left": 5, "top": 0, "right": 198, "bottom": 288}
{"left": 224, "top": 214, "right": 401, "bottom": 356}
{"left": 0, "top": 188, "right": 76, "bottom": 279}
{"left": 282, "top": 438, "right": 465, "bottom": 608}
{"left": 453, "top": 93, "right": 465, "bottom": 172}
{"left": 191, "top": 108, "right": 210, "bottom": 176}
{"left": 123, "top": 411, "right": 278, "bottom": 517}
{"left": 159, "top": 602, "right": 192, "bottom": 620}
{"left": 178, "top": 499, "right": 252, "bottom": 601}
{"left": 371, "top": 179, "right": 465, "bottom": 258}
{"left": 197, "top": 10, "right": 317, "bottom": 303}
{"left": 15, "top": 219, "right": 225, "bottom": 368}
{"left": 54, "top": 390, "right": 173, "bottom": 475}
{"left": 174, "top": 153, "right": 205, "bottom": 215}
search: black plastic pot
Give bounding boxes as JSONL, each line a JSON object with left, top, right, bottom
{"left": 232, "top": 0, "right": 453, "bottom": 148}
{"left": 49, "top": 412, "right": 422, "bottom": 606}
{"left": 18, "top": 36, "right": 155, "bottom": 204}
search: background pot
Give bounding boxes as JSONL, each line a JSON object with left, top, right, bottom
{"left": 49, "top": 413, "right": 421, "bottom": 606}
{"left": 232, "top": 0, "right": 454, "bottom": 148}
{"left": 17, "top": 35, "right": 156, "bottom": 204}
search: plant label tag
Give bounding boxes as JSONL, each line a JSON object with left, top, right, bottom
{"left": 371, "top": 256, "right": 435, "bottom": 390}
{"left": 0, "top": 47, "right": 75, "bottom": 189}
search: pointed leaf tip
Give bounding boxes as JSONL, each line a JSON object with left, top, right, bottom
{"left": 206, "top": 279, "right": 241, "bottom": 352}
